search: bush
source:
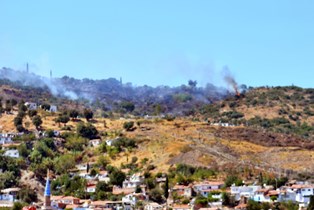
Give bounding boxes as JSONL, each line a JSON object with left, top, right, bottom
{"left": 123, "top": 121, "right": 135, "bottom": 131}
{"left": 77, "top": 123, "right": 98, "bottom": 139}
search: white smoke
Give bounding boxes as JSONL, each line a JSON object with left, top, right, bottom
{"left": 0, "top": 67, "right": 79, "bottom": 100}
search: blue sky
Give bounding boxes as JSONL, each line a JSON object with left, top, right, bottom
{"left": 1, "top": 1, "right": 314, "bottom": 88}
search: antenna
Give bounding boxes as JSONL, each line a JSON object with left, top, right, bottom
{"left": 50, "top": 70, "right": 52, "bottom": 79}
{"left": 26, "top": 63, "right": 29, "bottom": 73}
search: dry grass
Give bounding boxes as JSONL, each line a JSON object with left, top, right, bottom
{"left": 2, "top": 112, "right": 314, "bottom": 174}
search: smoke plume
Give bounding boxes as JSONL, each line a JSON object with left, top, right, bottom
{"left": 0, "top": 67, "right": 79, "bottom": 100}
{"left": 222, "top": 66, "right": 239, "bottom": 95}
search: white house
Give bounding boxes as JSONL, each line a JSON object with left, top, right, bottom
{"left": 252, "top": 188, "right": 278, "bottom": 203}
{"left": 4, "top": 149, "right": 19, "bottom": 158}
{"left": 193, "top": 181, "right": 224, "bottom": 191}
{"left": 0, "top": 188, "right": 20, "bottom": 202}
{"left": 85, "top": 184, "right": 96, "bottom": 193}
{"left": 292, "top": 184, "right": 314, "bottom": 204}
{"left": 98, "top": 171, "right": 110, "bottom": 183}
{"left": 277, "top": 188, "right": 296, "bottom": 203}
{"left": 25, "top": 102, "right": 37, "bottom": 110}
{"left": 0, "top": 135, "right": 13, "bottom": 145}
{"left": 89, "top": 139, "right": 101, "bottom": 147}
{"left": 144, "top": 202, "right": 163, "bottom": 210}
{"left": 122, "top": 173, "right": 144, "bottom": 189}
{"left": 78, "top": 172, "right": 96, "bottom": 180}
{"left": 49, "top": 105, "right": 57, "bottom": 112}
{"left": 172, "top": 185, "right": 192, "bottom": 198}
{"left": 230, "top": 185, "right": 262, "bottom": 201}
{"left": 122, "top": 193, "right": 139, "bottom": 206}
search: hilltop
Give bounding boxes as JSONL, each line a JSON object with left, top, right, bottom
{"left": 0, "top": 67, "right": 229, "bottom": 116}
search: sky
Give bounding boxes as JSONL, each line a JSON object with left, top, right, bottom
{"left": 1, "top": 1, "right": 314, "bottom": 88}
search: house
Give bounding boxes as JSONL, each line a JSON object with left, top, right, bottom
{"left": 89, "top": 139, "right": 101, "bottom": 147}
{"left": 51, "top": 196, "right": 80, "bottom": 205}
{"left": 85, "top": 183, "right": 96, "bottom": 193}
{"left": 78, "top": 171, "right": 96, "bottom": 180}
{"left": 112, "top": 186, "right": 136, "bottom": 195}
{"left": 193, "top": 181, "right": 224, "bottom": 197}
{"left": 76, "top": 162, "right": 95, "bottom": 171}
{"left": 122, "top": 192, "right": 146, "bottom": 207}
{"left": 172, "top": 185, "right": 192, "bottom": 197}
{"left": 277, "top": 188, "right": 296, "bottom": 203}
{"left": 291, "top": 184, "right": 314, "bottom": 204}
{"left": 172, "top": 204, "right": 192, "bottom": 210}
{"left": 0, "top": 188, "right": 20, "bottom": 202}
{"left": 91, "top": 200, "right": 126, "bottom": 210}
{"left": 144, "top": 202, "right": 163, "bottom": 210}
{"left": 230, "top": 185, "right": 261, "bottom": 201}
{"left": 98, "top": 170, "right": 110, "bottom": 183}
{"left": 25, "top": 102, "right": 37, "bottom": 110}
{"left": 49, "top": 105, "right": 57, "bottom": 112}
{"left": 4, "top": 149, "right": 19, "bottom": 158}
{"left": 252, "top": 187, "right": 277, "bottom": 203}
{"left": 122, "top": 173, "right": 144, "bottom": 189}
{"left": 0, "top": 134, "right": 13, "bottom": 145}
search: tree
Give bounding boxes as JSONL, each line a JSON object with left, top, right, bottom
{"left": 123, "top": 121, "right": 134, "bottom": 131}
{"left": 109, "top": 169, "right": 126, "bottom": 187}
{"left": 308, "top": 196, "right": 314, "bottom": 210}
{"left": 64, "top": 135, "right": 88, "bottom": 151}
{"left": 97, "top": 155, "right": 110, "bottom": 169}
{"left": 149, "top": 188, "right": 163, "bottom": 203}
{"left": 83, "top": 109, "right": 93, "bottom": 121}
{"left": 69, "top": 109, "right": 79, "bottom": 120}
{"left": 12, "top": 202, "right": 25, "bottom": 210}
{"left": 57, "top": 115, "right": 70, "bottom": 126}
{"left": 41, "top": 103, "right": 50, "bottom": 111}
{"left": 18, "top": 103, "right": 27, "bottom": 112}
{"left": 28, "top": 110, "right": 37, "bottom": 118}
{"left": 32, "top": 115, "right": 43, "bottom": 129}
{"left": 14, "top": 116, "right": 24, "bottom": 131}
{"left": 76, "top": 123, "right": 98, "bottom": 139}
{"left": 54, "top": 154, "right": 76, "bottom": 174}
{"left": 188, "top": 80, "right": 197, "bottom": 88}
{"left": 120, "top": 101, "right": 135, "bottom": 113}
{"left": 164, "top": 174, "right": 169, "bottom": 199}
{"left": 18, "top": 187, "right": 38, "bottom": 203}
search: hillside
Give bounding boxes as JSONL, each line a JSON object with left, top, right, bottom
{"left": 1, "top": 82, "right": 314, "bottom": 208}
{"left": 199, "top": 86, "right": 314, "bottom": 140}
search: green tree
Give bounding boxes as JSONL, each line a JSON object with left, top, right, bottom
{"left": 83, "top": 109, "right": 94, "bottom": 121}
{"left": 164, "top": 175, "right": 169, "bottom": 199}
{"left": 308, "top": 196, "right": 314, "bottom": 210}
{"left": 247, "top": 199, "right": 261, "bottom": 210}
{"left": 149, "top": 188, "right": 163, "bottom": 203}
{"left": 69, "top": 109, "right": 80, "bottom": 120}
{"left": 109, "top": 169, "right": 126, "bottom": 187}
{"left": 54, "top": 154, "right": 76, "bottom": 174}
{"left": 32, "top": 115, "right": 43, "bottom": 129}
{"left": 18, "top": 187, "right": 38, "bottom": 203}
{"left": 76, "top": 123, "right": 98, "bottom": 139}
{"left": 41, "top": 103, "right": 51, "bottom": 111}
{"left": 56, "top": 115, "right": 70, "bottom": 126}
{"left": 64, "top": 135, "right": 88, "bottom": 151}
{"left": 123, "top": 121, "right": 134, "bottom": 131}
{"left": 28, "top": 110, "right": 37, "bottom": 118}
{"left": 120, "top": 101, "right": 135, "bottom": 113}
{"left": 12, "top": 202, "right": 25, "bottom": 210}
